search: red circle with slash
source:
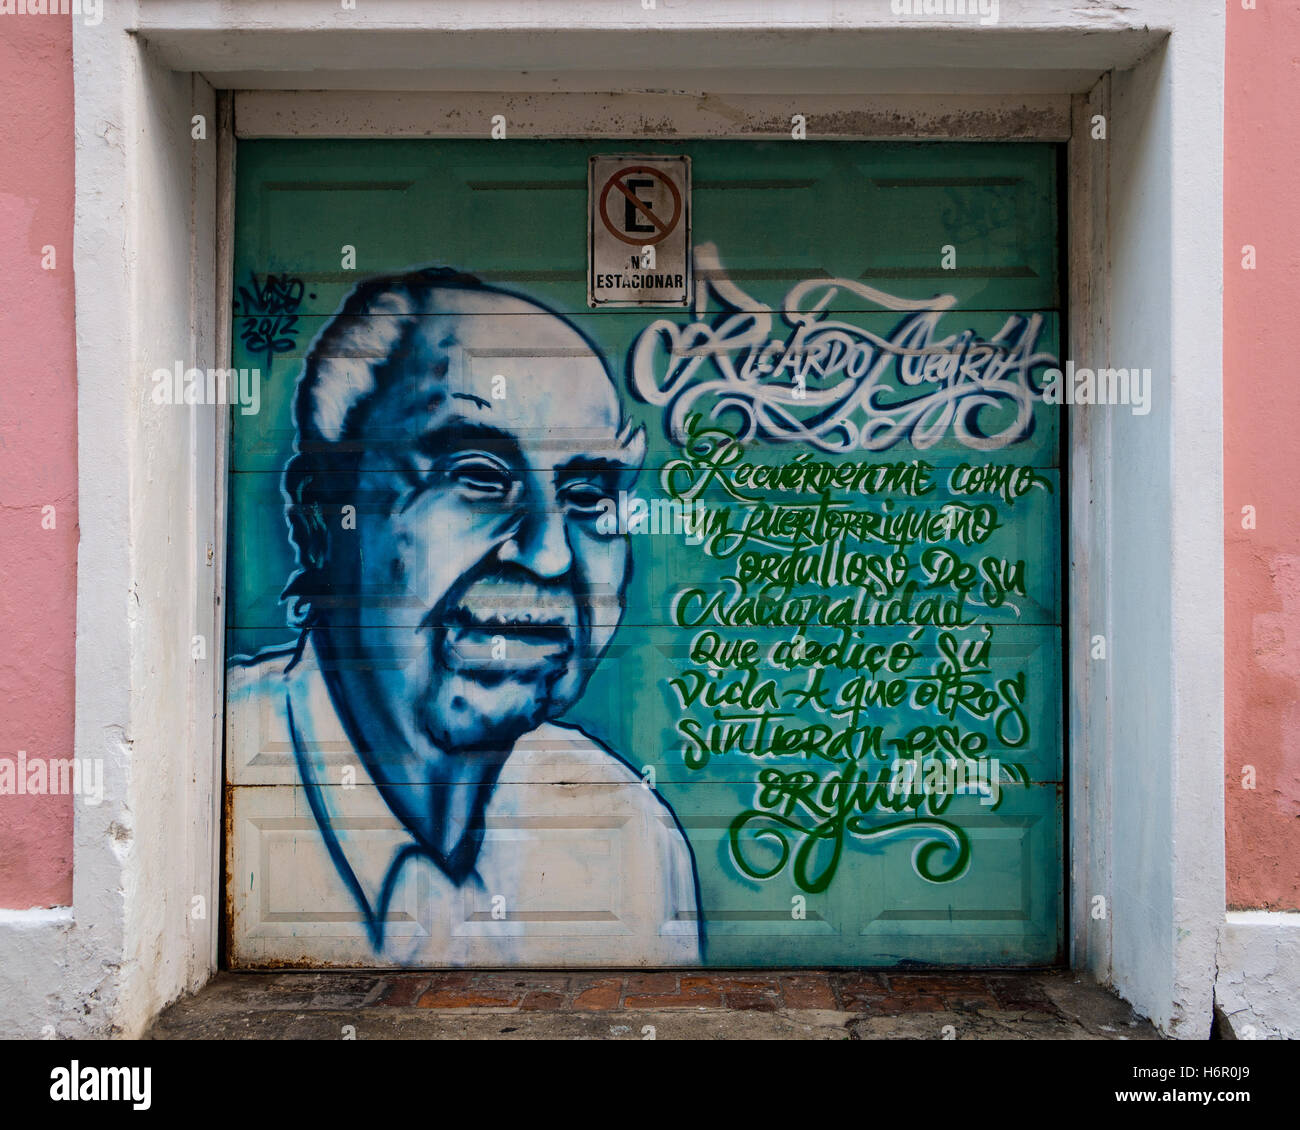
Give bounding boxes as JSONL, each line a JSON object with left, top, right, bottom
{"left": 599, "top": 165, "right": 683, "bottom": 246}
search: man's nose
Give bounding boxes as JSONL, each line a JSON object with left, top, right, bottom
{"left": 495, "top": 502, "right": 573, "bottom": 579}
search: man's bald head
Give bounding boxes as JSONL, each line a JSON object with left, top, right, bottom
{"left": 282, "top": 268, "right": 645, "bottom": 626}
{"left": 293, "top": 268, "right": 640, "bottom": 449}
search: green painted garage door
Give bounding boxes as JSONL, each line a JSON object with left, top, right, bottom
{"left": 224, "top": 138, "right": 1064, "bottom": 968}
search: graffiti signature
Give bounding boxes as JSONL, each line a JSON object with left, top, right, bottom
{"left": 629, "top": 243, "right": 1057, "bottom": 454}
{"left": 237, "top": 272, "right": 306, "bottom": 356}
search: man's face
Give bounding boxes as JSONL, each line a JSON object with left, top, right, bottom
{"left": 325, "top": 291, "right": 639, "bottom": 760}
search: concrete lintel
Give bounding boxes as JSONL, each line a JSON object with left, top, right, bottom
{"left": 129, "top": 0, "right": 1169, "bottom": 88}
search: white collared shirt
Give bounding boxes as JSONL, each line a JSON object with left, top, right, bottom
{"left": 225, "top": 634, "right": 702, "bottom": 968}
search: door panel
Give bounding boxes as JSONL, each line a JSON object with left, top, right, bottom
{"left": 225, "top": 138, "right": 1064, "bottom": 968}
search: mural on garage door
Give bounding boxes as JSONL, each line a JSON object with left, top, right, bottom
{"left": 225, "top": 139, "right": 1063, "bottom": 968}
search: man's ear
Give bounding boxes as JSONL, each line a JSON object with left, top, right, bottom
{"left": 281, "top": 480, "right": 335, "bottom": 626}
{"left": 285, "top": 470, "right": 334, "bottom": 576}
{"left": 619, "top": 423, "right": 647, "bottom": 476}
{"left": 290, "top": 499, "right": 332, "bottom": 572}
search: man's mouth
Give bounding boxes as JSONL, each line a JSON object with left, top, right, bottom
{"left": 440, "top": 608, "right": 574, "bottom": 675}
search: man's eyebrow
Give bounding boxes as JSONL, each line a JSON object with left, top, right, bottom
{"left": 414, "top": 417, "right": 524, "bottom": 463}
{"left": 451, "top": 392, "right": 491, "bottom": 410}
{"left": 554, "top": 455, "right": 639, "bottom": 477}
{"left": 554, "top": 421, "right": 646, "bottom": 477}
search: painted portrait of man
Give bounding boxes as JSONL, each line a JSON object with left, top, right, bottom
{"left": 226, "top": 267, "right": 702, "bottom": 966}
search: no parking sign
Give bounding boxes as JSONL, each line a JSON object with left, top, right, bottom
{"left": 588, "top": 155, "right": 691, "bottom": 307}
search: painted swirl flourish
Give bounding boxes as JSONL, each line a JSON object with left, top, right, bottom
{"left": 630, "top": 243, "right": 1058, "bottom": 454}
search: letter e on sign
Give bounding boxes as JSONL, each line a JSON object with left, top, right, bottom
{"left": 588, "top": 154, "right": 691, "bottom": 308}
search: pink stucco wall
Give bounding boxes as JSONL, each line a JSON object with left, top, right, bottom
{"left": 0, "top": 16, "right": 76, "bottom": 908}
{"left": 1224, "top": 0, "right": 1300, "bottom": 909}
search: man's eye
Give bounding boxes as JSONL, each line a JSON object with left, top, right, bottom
{"left": 451, "top": 459, "right": 514, "bottom": 500}
{"left": 560, "top": 482, "right": 611, "bottom": 516}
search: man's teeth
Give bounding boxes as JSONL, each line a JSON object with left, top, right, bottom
{"left": 457, "top": 611, "right": 564, "bottom": 628}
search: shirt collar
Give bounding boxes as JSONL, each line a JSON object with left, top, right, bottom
{"left": 283, "top": 630, "right": 438, "bottom": 950}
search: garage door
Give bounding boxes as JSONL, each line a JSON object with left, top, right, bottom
{"left": 224, "top": 138, "right": 1064, "bottom": 968}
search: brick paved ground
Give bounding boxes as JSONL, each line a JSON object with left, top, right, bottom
{"left": 147, "top": 969, "right": 1163, "bottom": 1040}
{"left": 382, "top": 970, "right": 1033, "bottom": 1013}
